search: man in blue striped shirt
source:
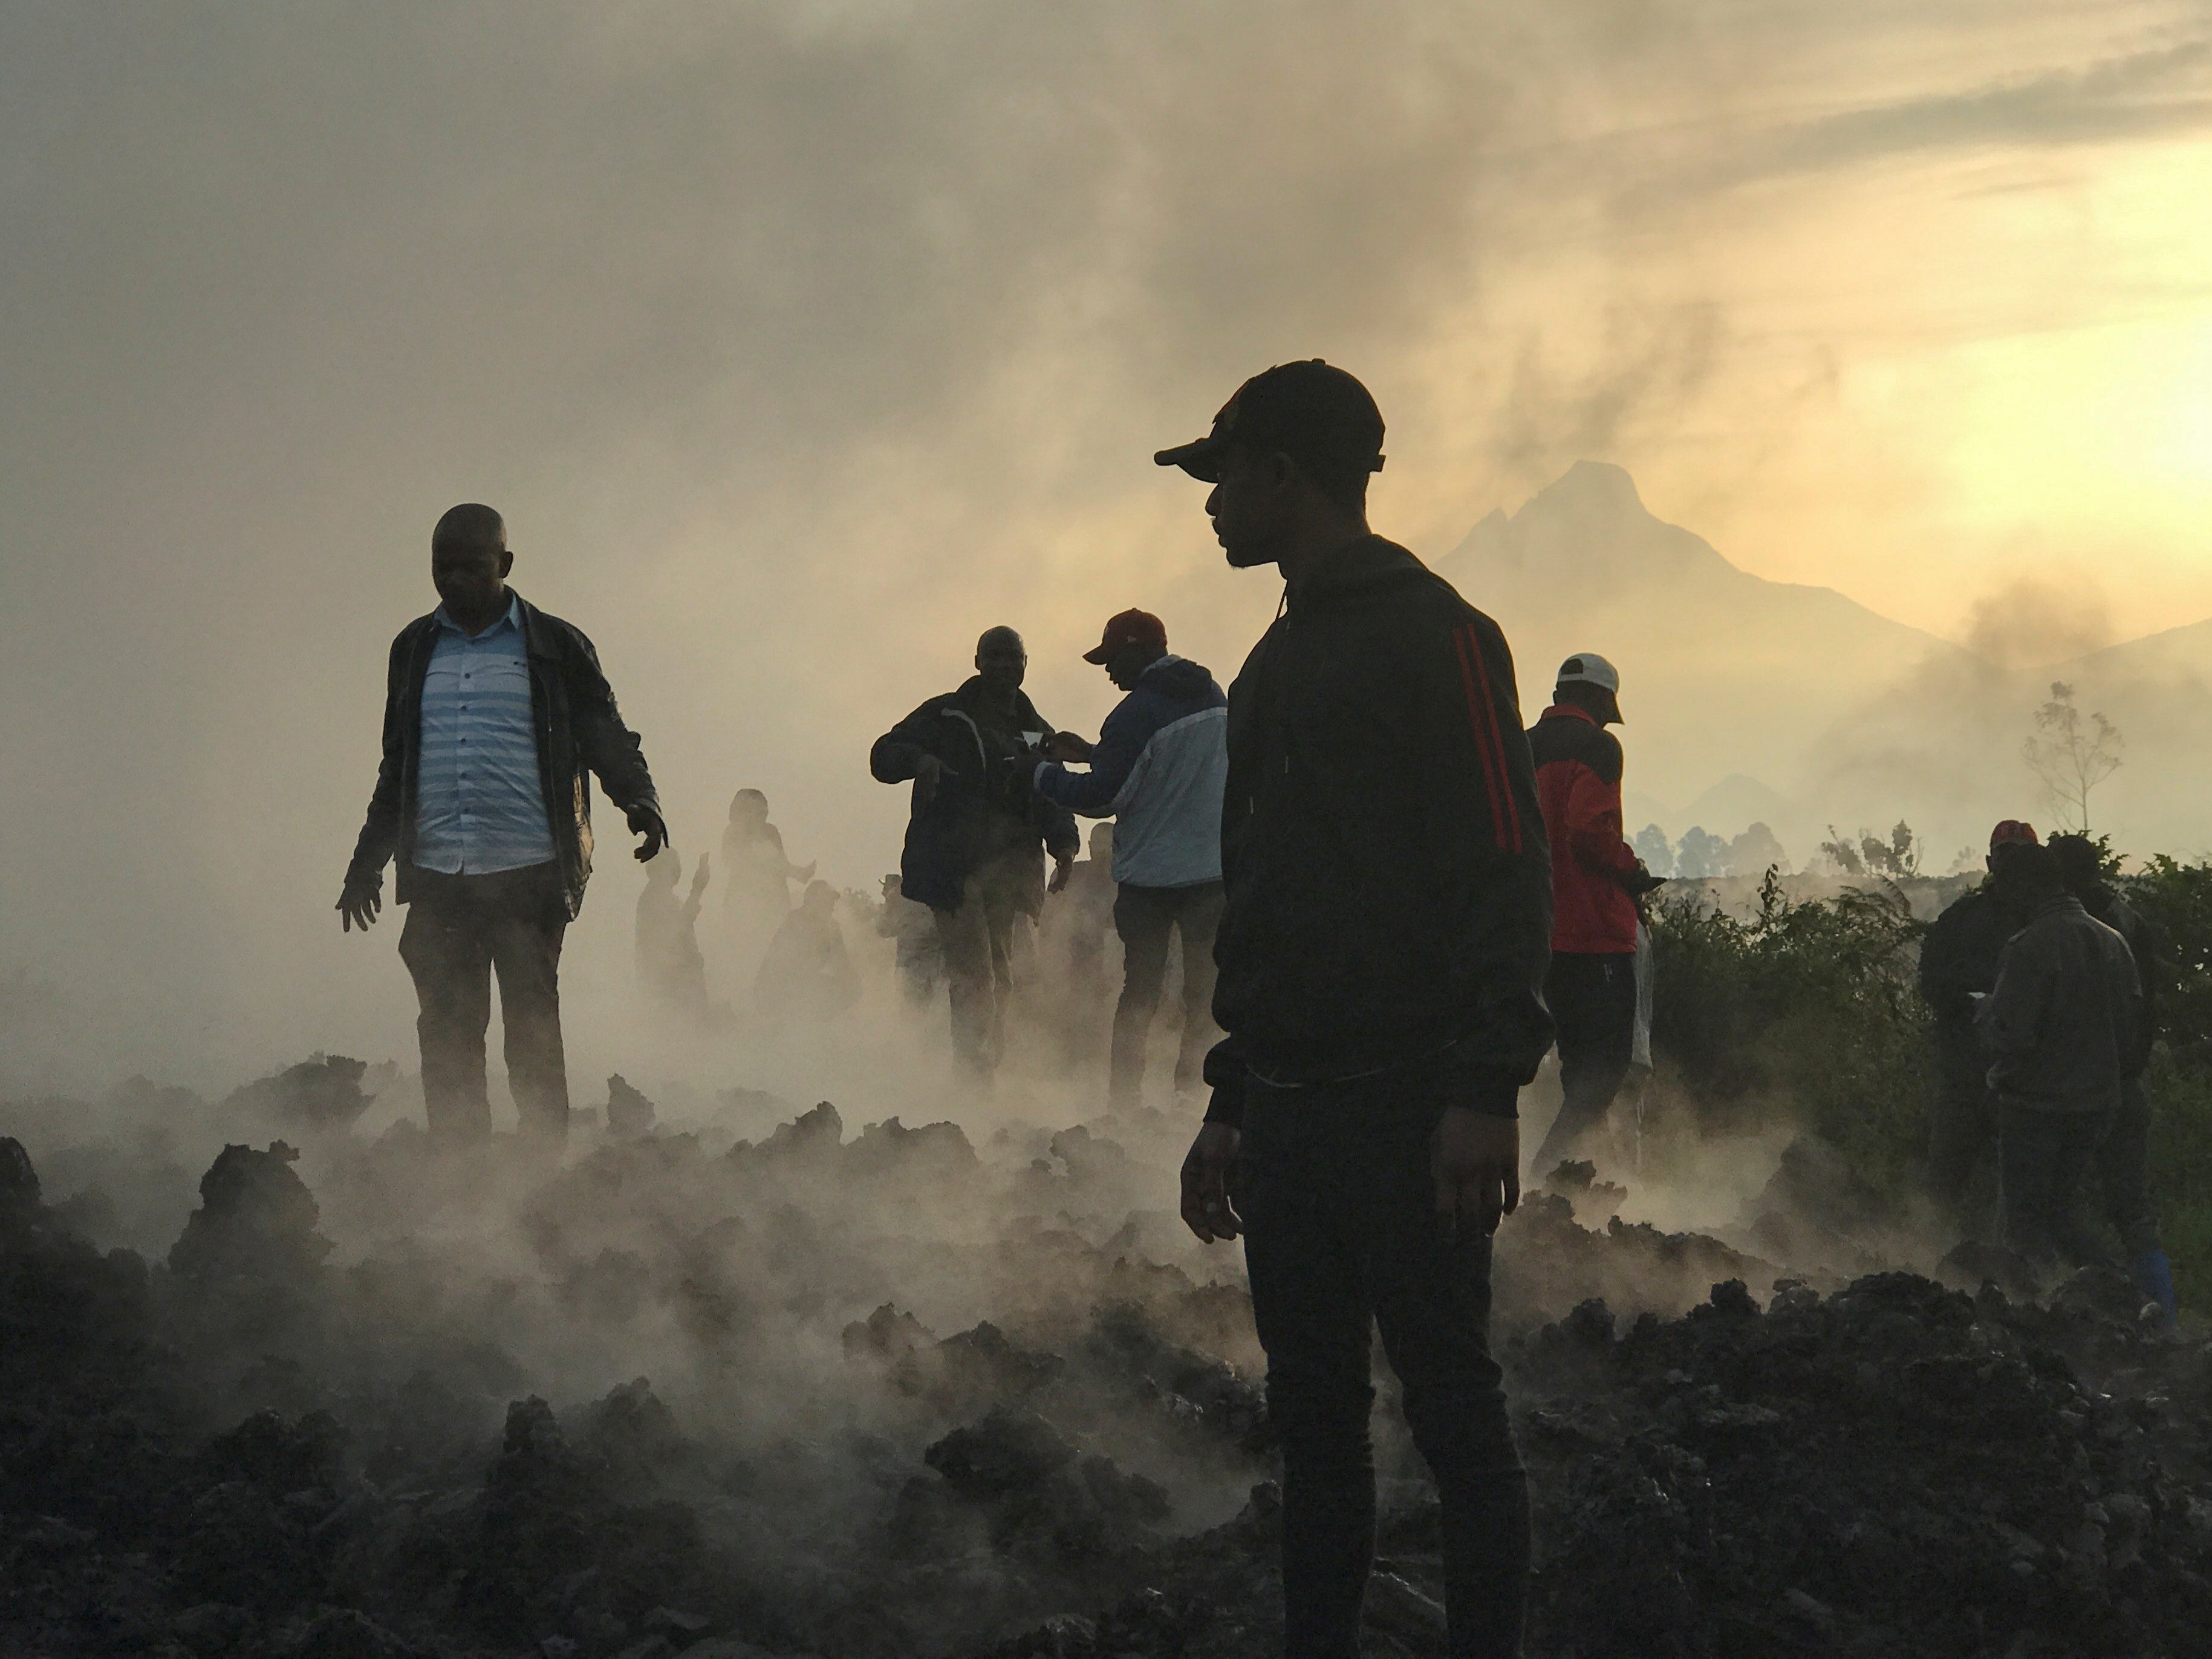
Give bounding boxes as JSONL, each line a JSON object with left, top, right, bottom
{"left": 340, "top": 504, "right": 665, "bottom": 1149}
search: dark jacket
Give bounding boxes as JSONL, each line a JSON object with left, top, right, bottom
{"left": 344, "top": 593, "right": 660, "bottom": 920}
{"left": 1527, "top": 703, "right": 1641, "bottom": 954}
{"left": 1203, "top": 536, "right": 1555, "bottom": 1125}
{"left": 2077, "top": 882, "right": 2168, "bottom": 1039}
{"left": 870, "top": 678, "right": 1080, "bottom": 913}
{"left": 1918, "top": 881, "right": 2034, "bottom": 1087}
{"left": 1976, "top": 893, "right": 2145, "bottom": 1112}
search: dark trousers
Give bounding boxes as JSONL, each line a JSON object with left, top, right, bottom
{"left": 2097, "top": 1078, "right": 2162, "bottom": 1258}
{"left": 398, "top": 863, "right": 570, "bottom": 1147}
{"left": 1999, "top": 1102, "right": 2112, "bottom": 1269}
{"left": 932, "top": 853, "right": 1030, "bottom": 1078}
{"left": 1928, "top": 1033, "right": 1997, "bottom": 1219}
{"left": 1241, "top": 1070, "right": 1529, "bottom": 1659}
{"left": 1110, "top": 879, "right": 1224, "bottom": 1110}
{"left": 1531, "top": 951, "right": 1637, "bottom": 1174}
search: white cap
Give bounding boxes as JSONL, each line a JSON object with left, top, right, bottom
{"left": 1557, "top": 652, "right": 1619, "bottom": 694}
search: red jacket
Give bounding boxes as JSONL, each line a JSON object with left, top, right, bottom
{"left": 1527, "top": 703, "right": 1639, "bottom": 954}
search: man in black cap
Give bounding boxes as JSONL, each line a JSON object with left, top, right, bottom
{"left": 1163, "top": 362, "right": 1552, "bottom": 1659}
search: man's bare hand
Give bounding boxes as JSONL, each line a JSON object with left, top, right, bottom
{"left": 1048, "top": 853, "right": 1074, "bottom": 895}
{"left": 337, "top": 880, "right": 382, "bottom": 933}
{"left": 627, "top": 804, "right": 669, "bottom": 861}
{"left": 1432, "top": 1107, "right": 1519, "bottom": 1241}
{"left": 914, "top": 753, "right": 944, "bottom": 812}
{"left": 1180, "top": 1121, "right": 1243, "bottom": 1243}
{"left": 1045, "top": 731, "right": 1095, "bottom": 763}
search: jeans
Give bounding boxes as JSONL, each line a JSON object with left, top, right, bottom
{"left": 1999, "top": 1101, "right": 2113, "bottom": 1269}
{"left": 1110, "top": 880, "right": 1224, "bottom": 1110}
{"left": 2097, "top": 1078, "right": 2161, "bottom": 1258}
{"left": 1531, "top": 951, "right": 1637, "bottom": 1175}
{"left": 1241, "top": 1067, "right": 1529, "bottom": 1659}
{"left": 397, "top": 862, "right": 570, "bottom": 1147}
{"left": 1928, "top": 1029, "right": 1997, "bottom": 1221}
{"left": 932, "top": 852, "right": 1031, "bottom": 1078}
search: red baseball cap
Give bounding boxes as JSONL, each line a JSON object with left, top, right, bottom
{"left": 1989, "top": 820, "right": 2039, "bottom": 850}
{"left": 1083, "top": 609, "right": 1167, "bottom": 665}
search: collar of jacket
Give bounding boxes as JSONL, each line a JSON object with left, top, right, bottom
{"left": 2031, "top": 893, "right": 2088, "bottom": 922}
{"left": 1287, "top": 535, "right": 1428, "bottom": 606}
{"left": 1541, "top": 702, "right": 1597, "bottom": 727}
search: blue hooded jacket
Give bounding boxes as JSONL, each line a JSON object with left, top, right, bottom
{"left": 1034, "top": 656, "right": 1228, "bottom": 888}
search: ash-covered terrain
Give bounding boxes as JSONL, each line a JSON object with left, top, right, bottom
{"left": 4, "top": 1061, "right": 2211, "bottom": 1659}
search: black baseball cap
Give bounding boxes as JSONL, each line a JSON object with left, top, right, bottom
{"left": 1154, "top": 359, "right": 1387, "bottom": 484}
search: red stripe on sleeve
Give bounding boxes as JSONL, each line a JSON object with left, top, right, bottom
{"left": 1450, "top": 625, "right": 1512, "bottom": 851}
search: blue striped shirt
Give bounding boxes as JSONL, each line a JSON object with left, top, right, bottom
{"left": 412, "top": 597, "right": 556, "bottom": 875}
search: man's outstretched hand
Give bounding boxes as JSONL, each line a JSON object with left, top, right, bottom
{"left": 627, "top": 804, "right": 669, "bottom": 862}
{"left": 1048, "top": 853, "right": 1074, "bottom": 895}
{"left": 337, "top": 879, "right": 382, "bottom": 933}
{"left": 1180, "top": 1121, "right": 1243, "bottom": 1243}
{"left": 1044, "top": 731, "right": 1095, "bottom": 763}
{"left": 1433, "top": 1106, "right": 1519, "bottom": 1241}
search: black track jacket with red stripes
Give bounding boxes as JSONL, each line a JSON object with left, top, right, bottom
{"left": 1203, "top": 536, "right": 1554, "bottom": 1124}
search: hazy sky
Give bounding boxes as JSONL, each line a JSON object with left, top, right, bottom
{"left": 6, "top": 1, "right": 2212, "bottom": 1085}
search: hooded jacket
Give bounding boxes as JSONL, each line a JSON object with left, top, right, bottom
{"left": 1527, "top": 702, "right": 1641, "bottom": 954}
{"left": 344, "top": 593, "right": 659, "bottom": 921}
{"left": 1976, "top": 893, "right": 2146, "bottom": 1112}
{"left": 1203, "top": 536, "right": 1554, "bottom": 1124}
{"left": 870, "top": 678, "right": 1081, "bottom": 913}
{"left": 1033, "top": 654, "right": 1228, "bottom": 889}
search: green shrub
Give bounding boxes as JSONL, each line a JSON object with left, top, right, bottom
{"left": 1649, "top": 870, "right": 1935, "bottom": 1194}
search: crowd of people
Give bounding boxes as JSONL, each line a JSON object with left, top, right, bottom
{"left": 333, "top": 361, "right": 2178, "bottom": 1659}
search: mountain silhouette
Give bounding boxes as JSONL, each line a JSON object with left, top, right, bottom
{"left": 1435, "top": 461, "right": 1963, "bottom": 850}
{"left": 1440, "top": 461, "right": 2212, "bottom": 861}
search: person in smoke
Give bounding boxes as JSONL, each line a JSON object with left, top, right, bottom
{"left": 1163, "top": 361, "right": 1552, "bottom": 1659}
{"left": 2049, "top": 833, "right": 2176, "bottom": 1325}
{"left": 1976, "top": 839, "right": 2145, "bottom": 1273}
{"left": 635, "top": 850, "right": 715, "bottom": 1023}
{"left": 876, "top": 872, "right": 945, "bottom": 1009}
{"left": 1918, "top": 820, "right": 2043, "bottom": 1225}
{"left": 720, "top": 788, "right": 813, "bottom": 980}
{"left": 1035, "top": 608, "right": 1229, "bottom": 1111}
{"left": 869, "top": 628, "right": 1079, "bottom": 1080}
{"left": 1524, "top": 654, "right": 1664, "bottom": 1176}
{"left": 338, "top": 503, "right": 666, "bottom": 1148}
{"left": 753, "top": 880, "right": 862, "bottom": 1022}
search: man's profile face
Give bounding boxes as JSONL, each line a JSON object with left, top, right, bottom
{"left": 432, "top": 538, "right": 510, "bottom": 616}
{"left": 975, "top": 631, "right": 1027, "bottom": 692}
{"left": 1206, "top": 446, "right": 1290, "bottom": 569}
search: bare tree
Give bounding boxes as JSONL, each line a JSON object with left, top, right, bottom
{"left": 2022, "top": 682, "right": 2124, "bottom": 832}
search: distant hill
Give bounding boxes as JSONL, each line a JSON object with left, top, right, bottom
{"left": 1434, "top": 461, "right": 1963, "bottom": 854}
{"left": 1433, "top": 461, "right": 2212, "bottom": 862}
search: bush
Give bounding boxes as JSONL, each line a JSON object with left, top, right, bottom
{"left": 1649, "top": 870, "right": 1934, "bottom": 1193}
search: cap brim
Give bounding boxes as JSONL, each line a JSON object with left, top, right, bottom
{"left": 1153, "top": 438, "right": 1221, "bottom": 481}
{"left": 1081, "top": 644, "right": 1113, "bottom": 665}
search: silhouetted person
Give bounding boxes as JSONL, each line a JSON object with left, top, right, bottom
{"left": 1163, "top": 362, "right": 1550, "bottom": 1659}
{"left": 721, "top": 788, "right": 813, "bottom": 980}
{"left": 1919, "top": 821, "right": 2042, "bottom": 1222}
{"left": 1977, "top": 841, "right": 2145, "bottom": 1273}
{"left": 339, "top": 504, "right": 665, "bottom": 1148}
{"left": 1038, "top": 608, "right": 1228, "bottom": 1110}
{"left": 755, "top": 880, "right": 862, "bottom": 1022}
{"left": 1526, "top": 655, "right": 1664, "bottom": 1175}
{"left": 636, "top": 850, "right": 714, "bottom": 1023}
{"left": 2051, "top": 833, "right": 2176, "bottom": 1323}
{"left": 870, "top": 627, "right": 1079, "bottom": 1080}
{"left": 877, "top": 873, "right": 945, "bottom": 1009}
